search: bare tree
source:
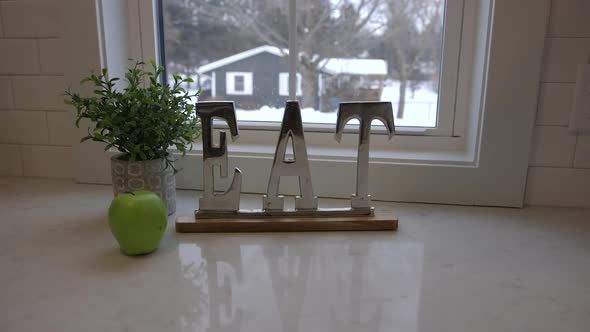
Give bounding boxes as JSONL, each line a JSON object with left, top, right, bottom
{"left": 163, "top": 0, "right": 259, "bottom": 73}
{"left": 195, "top": 0, "right": 382, "bottom": 108}
{"left": 382, "top": 0, "right": 443, "bottom": 118}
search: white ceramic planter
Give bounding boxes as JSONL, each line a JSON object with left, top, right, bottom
{"left": 110, "top": 154, "right": 176, "bottom": 215}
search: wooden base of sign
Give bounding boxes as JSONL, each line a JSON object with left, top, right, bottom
{"left": 175, "top": 208, "right": 398, "bottom": 233}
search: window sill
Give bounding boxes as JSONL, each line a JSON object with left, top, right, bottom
{"left": 180, "top": 134, "right": 476, "bottom": 167}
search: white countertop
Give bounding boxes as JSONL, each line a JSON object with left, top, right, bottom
{"left": 1, "top": 177, "right": 589, "bottom": 332}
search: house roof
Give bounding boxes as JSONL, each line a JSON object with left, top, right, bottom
{"left": 197, "top": 45, "right": 387, "bottom": 76}
{"left": 197, "top": 45, "right": 285, "bottom": 73}
{"left": 320, "top": 58, "right": 387, "bottom": 76}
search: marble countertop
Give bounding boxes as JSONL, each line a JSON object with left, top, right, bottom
{"left": 1, "top": 177, "right": 589, "bottom": 332}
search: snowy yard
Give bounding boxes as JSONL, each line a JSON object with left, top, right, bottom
{"left": 234, "top": 81, "right": 438, "bottom": 127}
{"left": 187, "top": 80, "right": 439, "bottom": 127}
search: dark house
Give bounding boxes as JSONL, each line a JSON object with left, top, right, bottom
{"left": 197, "top": 45, "right": 387, "bottom": 110}
{"left": 197, "top": 46, "right": 289, "bottom": 109}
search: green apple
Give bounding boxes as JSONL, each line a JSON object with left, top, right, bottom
{"left": 108, "top": 190, "right": 168, "bottom": 255}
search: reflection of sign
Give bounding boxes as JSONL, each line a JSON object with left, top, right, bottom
{"left": 177, "top": 240, "right": 423, "bottom": 331}
{"left": 176, "top": 100, "right": 399, "bottom": 232}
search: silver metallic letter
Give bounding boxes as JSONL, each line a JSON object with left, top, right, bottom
{"left": 335, "top": 102, "right": 395, "bottom": 209}
{"left": 197, "top": 101, "right": 242, "bottom": 211}
{"left": 264, "top": 101, "right": 318, "bottom": 211}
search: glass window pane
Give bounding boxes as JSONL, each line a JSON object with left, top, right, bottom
{"left": 235, "top": 76, "right": 245, "bottom": 92}
{"left": 162, "top": 0, "right": 445, "bottom": 127}
{"left": 162, "top": 0, "right": 288, "bottom": 118}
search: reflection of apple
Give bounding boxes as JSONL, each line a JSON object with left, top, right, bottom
{"left": 108, "top": 191, "right": 167, "bottom": 255}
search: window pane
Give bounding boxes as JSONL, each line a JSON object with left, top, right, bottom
{"left": 162, "top": 0, "right": 287, "bottom": 118}
{"left": 234, "top": 75, "right": 245, "bottom": 92}
{"left": 162, "top": 0, "right": 445, "bottom": 127}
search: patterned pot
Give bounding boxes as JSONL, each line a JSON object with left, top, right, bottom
{"left": 111, "top": 154, "right": 176, "bottom": 215}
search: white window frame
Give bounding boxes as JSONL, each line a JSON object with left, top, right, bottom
{"left": 213, "top": 0, "right": 466, "bottom": 151}
{"left": 226, "top": 72, "right": 253, "bottom": 95}
{"left": 207, "top": 0, "right": 465, "bottom": 146}
{"left": 66, "top": 0, "right": 549, "bottom": 207}
{"left": 279, "top": 72, "right": 302, "bottom": 96}
{"left": 231, "top": 0, "right": 464, "bottom": 138}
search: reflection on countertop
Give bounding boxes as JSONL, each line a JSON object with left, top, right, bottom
{"left": 177, "top": 237, "right": 423, "bottom": 332}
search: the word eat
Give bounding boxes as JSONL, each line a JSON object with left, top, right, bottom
{"left": 195, "top": 101, "right": 394, "bottom": 217}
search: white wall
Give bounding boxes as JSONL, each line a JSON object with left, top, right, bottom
{"left": 525, "top": 0, "right": 590, "bottom": 207}
{"left": 0, "top": 0, "right": 73, "bottom": 178}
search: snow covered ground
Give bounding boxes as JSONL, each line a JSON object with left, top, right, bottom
{"left": 234, "top": 81, "right": 438, "bottom": 127}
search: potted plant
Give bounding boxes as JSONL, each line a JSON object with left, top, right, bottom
{"left": 66, "top": 60, "right": 201, "bottom": 215}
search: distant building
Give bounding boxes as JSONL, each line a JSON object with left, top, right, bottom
{"left": 197, "top": 45, "right": 387, "bottom": 110}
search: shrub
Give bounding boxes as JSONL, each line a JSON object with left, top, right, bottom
{"left": 65, "top": 60, "right": 200, "bottom": 172}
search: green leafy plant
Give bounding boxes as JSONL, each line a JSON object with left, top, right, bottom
{"left": 65, "top": 60, "right": 200, "bottom": 172}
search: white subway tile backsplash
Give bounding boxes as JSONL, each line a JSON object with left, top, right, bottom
{"left": 0, "top": 0, "right": 60, "bottom": 38}
{"left": 541, "top": 38, "right": 590, "bottom": 83}
{"left": 574, "top": 134, "right": 590, "bottom": 168}
{"left": 530, "top": 126, "right": 577, "bottom": 167}
{"left": 12, "top": 76, "right": 66, "bottom": 110}
{"left": 0, "top": 112, "right": 17, "bottom": 143}
{"left": 47, "top": 111, "right": 74, "bottom": 146}
{"left": 0, "top": 144, "right": 23, "bottom": 176}
{"left": 536, "top": 83, "right": 575, "bottom": 126}
{"left": 21, "top": 145, "right": 73, "bottom": 178}
{"left": 0, "top": 1, "right": 70, "bottom": 178}
{"left": 0, "top": 110, "right": 49, "bottom": 144}
{"left": 526, "top": 1, "right": 590, "bottom": 207}
{"left": 548, "top": 0, "right": 590, "bottom": 37}
{"left": 38, "top": 39, "right": 65, "bottom": 74}
{"left": 0, "top": 78, "right": 13, "bottom": 109}
{"left": 0, "top": 39, "right": 41, "bottom": 74}
{"left": 525, "top": 167, "right": 590, "bottom": 207}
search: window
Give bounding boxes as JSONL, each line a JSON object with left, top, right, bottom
{"left": 279, "top": 73, "right": 302, "bottom": 97}
{"left": 75, "top": 0, "right": 549, "bottom": 207}
{"left": 234, "top": 76, "right": 245, "bottom": 92}
{"left": 161, "top": 0, "right": 455, "bottom": 132}
{"left": 226, "top": 72, "right": 253, "bottom": 95}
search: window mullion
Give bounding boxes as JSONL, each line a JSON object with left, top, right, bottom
{"left": 288, "top": 0, "right": 297, "bottom": 100}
